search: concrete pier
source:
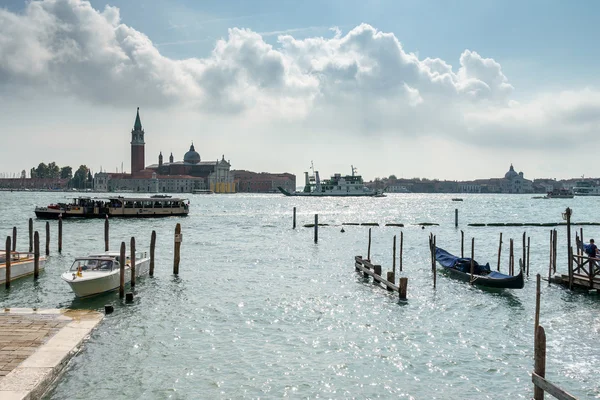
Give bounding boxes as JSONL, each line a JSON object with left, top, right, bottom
{"left": 0, "top": 308, "right": 102, "bottom": 399}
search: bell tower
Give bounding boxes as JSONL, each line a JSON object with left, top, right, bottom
{"left": 131, "top": 107, "right": 145, "bottom": 174}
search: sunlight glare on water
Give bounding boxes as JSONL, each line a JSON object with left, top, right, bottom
{"left": 0, "top": 192, "right": 598, "bottom": 399}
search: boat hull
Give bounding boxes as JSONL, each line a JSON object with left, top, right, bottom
{"left": 277, "top": 187, "right": 379, "bottom": 197}
{"left": 441, "top": 267, "right": 525, "bottom": 289}
{"left": 35, "top": 208, "right": 188, "bottom": 219}
{"left": 0, "top": 257, "right": 46, "bottom": 284}
{"left": 62, "top": 258, "right": 150, "bottom": 297}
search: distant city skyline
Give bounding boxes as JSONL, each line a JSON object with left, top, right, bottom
{"left": 1, "top": 0, "right": 599, "bottom": 181}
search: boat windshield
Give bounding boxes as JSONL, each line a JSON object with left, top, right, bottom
{"left": 69, "top": 259, "right": 114, "bottom": 272}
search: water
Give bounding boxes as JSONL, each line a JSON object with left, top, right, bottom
{"left": 1, "top": 192, "right": 599, "bottom": 399}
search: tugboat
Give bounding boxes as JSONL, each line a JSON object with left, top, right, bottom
{"left": 278, "top": 164, "right": 384, "bottom": 197}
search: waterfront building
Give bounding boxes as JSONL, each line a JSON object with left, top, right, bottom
{"left": 93, "top": 108, "right": 235, "bottom": 193}
{"left": 234, "top": 170, "right": 296, "bottom": 193}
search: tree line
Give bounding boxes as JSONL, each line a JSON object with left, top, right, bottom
{"left": 30, "top": 162, "right": 93, "bottom": 189}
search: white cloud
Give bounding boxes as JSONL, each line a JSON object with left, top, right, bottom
{"left": 1, "top": 0, "right": 599, "bottom": 179}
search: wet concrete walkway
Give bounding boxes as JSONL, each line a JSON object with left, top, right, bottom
{"left": 0, "top": 308, "right": 102, "bottom": 399}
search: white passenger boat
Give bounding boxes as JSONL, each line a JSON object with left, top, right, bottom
{"left": 1, "top": 250, "right": 46, "bottom": 284}
{"left": 572, "top": 180, "right": 600, "bottom": 196}
{"left": 278, "top": 164, "right": 384, "bottom": 197}
{"left": 35, "top": 195, "right": 189, "bottom": 219}
{"left": 61, "top": 251, "right": 150, "bottom": 297}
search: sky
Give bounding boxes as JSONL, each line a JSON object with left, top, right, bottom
{"left": 1, "top": 0, "right": 599, "bottom": 181}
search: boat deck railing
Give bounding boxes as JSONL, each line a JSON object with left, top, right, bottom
{"left": 1, "top": 250, "right": 37, "bottom": 263}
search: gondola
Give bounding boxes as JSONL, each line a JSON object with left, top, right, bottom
{"left": 435, "top": 247, "right": 524, "bottom": 289}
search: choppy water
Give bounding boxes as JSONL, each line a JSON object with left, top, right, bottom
{"left": 1, "top": 192, "right": 599, "bottom": 399}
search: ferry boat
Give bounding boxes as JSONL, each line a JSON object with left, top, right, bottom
{"left": 278, "top": 164, "right": 384, "bottom": 197}
{"left": 572, "top": 180, "right": 600, "bottom": 196}
{"left": 545, "top": 188, "right": 574, "bottom": 199}
{"left": 62, "top": 251, "right": 149, "bottom": 297}
{"left": 34, "top": 196, "right": 189, "bottom": 219}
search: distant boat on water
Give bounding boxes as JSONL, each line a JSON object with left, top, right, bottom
{"left": 545, "top": 188, "right": 574, "bottom": 199}
{"left": 278, "top": 164, "right": 384, "bottom": 197}
{"left": 573, "top": 180, "right": 600, "bottom": 196}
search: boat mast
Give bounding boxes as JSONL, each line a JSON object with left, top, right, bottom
{"left": 351, "top": 165, "right": 357, "bottom": 177}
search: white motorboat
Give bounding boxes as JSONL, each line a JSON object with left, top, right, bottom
{"left": 62, "top": 251, "right": 150, "bottom": 297}
{"left": 1, "top": 250, "right": 46, "bottom": 284}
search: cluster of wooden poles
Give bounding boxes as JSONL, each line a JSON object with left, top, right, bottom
{"left": 4, "top": 216, "right": 183, "bottom": 297}
{"left": 353, "top": 228, "right": 408, "bottom": 300}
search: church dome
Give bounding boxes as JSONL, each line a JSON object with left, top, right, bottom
{"left": 184, "top": 143, "right": 200, "bottom": 164}
{"left": 504, "top": 164, "right": 518, "bottom": 179}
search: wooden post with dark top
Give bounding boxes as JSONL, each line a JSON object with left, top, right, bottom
{"left": 535, "top": 273, "right": 541, "bottom": 336}
{"left": 104, "top": 215, "right": 109, "bottom": 251}
{"left": 552, "top": 230, "right": 557, "bottom": 274}
{"left": 293, "top": 207, "right": 296, "bottom": 229}
{"left": 399, "top": 277, "right": 408, "bottom": 300}
{"left": 522, "top": 232, "right": 526, "bottom": 273}
{"left": 580, "top": 228, "right": 583, "bottom": 257}
{"left": 509, "top": 239, "right": 514, "bottom": 276}
{"left": 58, "top": 215, "right": 63, "bottom": 254}
{"left": 119, "top": 241, "right": 125, "bottom": 298}
{"left": 149, "top": 230, "right": 156, "bottom": 277}
{"left": 130, "top": 237, "right": 136, "bottom": 287}
{"left": 470, "top": 238, "right": 475, "bottom": 285}
{"left": 173, "top": 223, "right": 181, "bottom": 274}
{"left": 455, "top": 208, "right": 458, "bottom": 228}
{"left": 549, "top": 230, "right": 553, "bottom": 279}
{"left": 433, "top": 235, "right": 437, "bottom": 288}
{"left": 45, "top": 221, "right": 50, "bottom": 256}
{"left": 314, "top": 214, "right": 318, "bottom": 243}
{"left": 399, "top": 231, "right": 403, "bottom": 272}
{"left": 461, "top": 230, "right": 464, "bottom": 258}
{"left": 5, "top": 236, "right": 11, "bottom": 289}
{"left": 12, "top": 227, "right": 16, "bottom": 252}
{"left": 29, "top": 218, "right": 33, "bottom": 253}
{"left": 497, "top": 233, "right": 502, "bottom": 271}
{"left": 34, "top": 231, "right": 40, "bottom": 279}
{"left": 533, "top": 325, "right": 546, "bottom": 400}
{"left": 527, "top": 236, "right": 531, "bottom": 277}
{"left": 392, "top": 235, "right": 397, "bottom": 275}
{"left": 367, "top": 228, "right": 372, "bottom": 260}
{"left": 565, "top": 207, "right": 572, "bottom": 290}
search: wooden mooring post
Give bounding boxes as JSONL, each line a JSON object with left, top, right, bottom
{"left": 104, "top": 215, "right": 109, "bottom": 251}
{"left": 461, "top": 230, "right": 464, "bottom": 258}
{"left": 531, "top": 272, "right": 577, "bottom": 400}
{"left": 29, "top": 218, "right": 33, "bottom": 253}
{"left": 149, "top": 230, "right": 156, "bottom": 277}
{"left": 565, "top": 207, "right": 573, "bottom": 290}
{"left": 119, "top": 242, "right": 125, "bottom": 298}
{"left": 314, "top": 214, "right": 318, "bottom": 243}
{"left": 173, "top": 223, "right": 181, "bottom": 275}
{"left": 130, "top": 237, "right": 136, "bottom": 287}
{"left": 5, "top": 236, "right": 11, "bottom": 289}
{"left": 399, "top": 231, "right": 403, "bottom": 272}
{"left": 399, "top": 277, "right": 408, "bottom": 300}
{"left": 497, "top": 233, "right": 502, "bottom": 271}
{"left": 12, "top": 227, "right": 16, "bottom": 252}
{"left": 455, "top": 208, "right": 458, "bottom": 228}
{"left": 387, "top": 235, "right": 396, "bottom": 288}
{"left": 293, "top": 207, "right": 296, "bottom": 229}
{"left": 509, "top": 239, "right": 514, "bottom": 276}
{"left": 45, "top": 221, "right": 50, "bottom": 256}
{"left": 433, "top": 235, "right": 437, "bottom": 288}
{"left": 58, "top": 215, "right": 63, "bottom": 254}
{"left": 354, "top": 256, "right": 408, "bottom": 301}
{"left": 552, "top": 230, "right": 557, "bottom": 274}
{"left": 470, "top": 238, "right": 475, "bottom": 285}
{"left": 367, "top": 228, "right": 372, "bottom": 260}
{"left": 522, "top": 232, "right": 526, "bottom": 273}
{"left": 527, "top": 236, "right": 531, "bottom": 277}
{"left": 34, "top": 231, "right": 40, "bottom": 279}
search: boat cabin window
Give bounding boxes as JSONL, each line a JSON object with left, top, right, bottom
{"left": 125, "top": 201, "right": 134, "bottom": 208}
{"left": 69, "top": 259, "right": 113, "bottom": 272}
